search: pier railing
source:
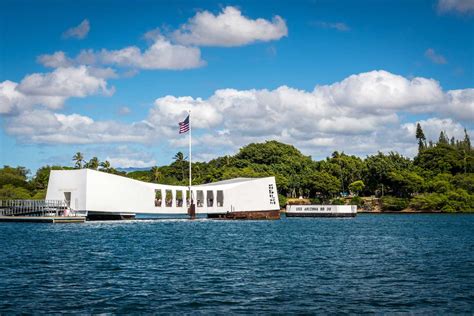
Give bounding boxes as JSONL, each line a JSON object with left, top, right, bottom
{"left": 0, "top": 200, "right": 79, "bottom": 217}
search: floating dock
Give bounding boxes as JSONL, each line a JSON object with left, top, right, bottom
{"left": 286, "top": 205, "right": 357, "bottom": 217}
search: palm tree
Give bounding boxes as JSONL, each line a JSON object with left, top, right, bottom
{"left": 87, "top": 157, "right": 99, "bottom": 170}
{"left": 173, "top": 152, "right": 185, "bottom": 162}
{"left": 72, "top": 152, "right": 84, "bottom": 169}
{"left": 173, "top": 152, "right": 186, "bottom": 181}
{"left": 150, "top": 166, "right": 161, "bottom": 182}
{"left": 99, "top": 160, "right": 111, "bottom": 172}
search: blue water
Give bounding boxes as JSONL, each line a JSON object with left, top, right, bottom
{"left": 0, "top": 214, "right": 473, "bottom": 313}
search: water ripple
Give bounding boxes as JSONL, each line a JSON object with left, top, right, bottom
{"left": 0, "top": 214, "right": 473, "bottom": 313}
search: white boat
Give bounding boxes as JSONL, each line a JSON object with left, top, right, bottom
{"left": 286, "top": 204, "right": 357, "bottom": 217}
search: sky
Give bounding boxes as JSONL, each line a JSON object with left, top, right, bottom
{"left": 0, "top": 0, "right": 473, "bottom": 172}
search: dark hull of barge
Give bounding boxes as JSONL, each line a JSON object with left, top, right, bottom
{"left": 208, "top": 210, "right": 280, "bottom": 220}
{"left": 285, "top": 212, "right": 356, "bottom": 218}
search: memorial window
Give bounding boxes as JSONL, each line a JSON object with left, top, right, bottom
{"left": 165, "top": 190, "right": 172, "bottom": 207}
{"left": 176, "top": 191, "right": 183, "bottom": 207}
{"left": 155, "top": 190, "right": 162, "bottom": 207}
{"left": 197, "top": 190, "right": 204, "bottom": 207}
{"left": 217, "top": 190, "right": 224, "bottom": 207}
{"left": 207, "top": 190, "right": 214, "bottom": 207}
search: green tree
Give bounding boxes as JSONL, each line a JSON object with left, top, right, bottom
{"left": 463, "top": 128, "right": 471, "bottom": 150}
{"left": 127, "top": 170, "right": 152, "bottom": 182}
{"left": 381, "top": 196, "right": 409, "bottom": 211}
{"left": 430, "top": 180, "right": 452, "bottom": 193}
{"left": 331, "top": 198, "right": 345, "bottom": 205}
{"left": 31, "top": 165, "right": 68, "bottom": 191}
{"left": 72, "top": 152, "right": 84, "bottom": 169}
{"left": 0, "top": 184, "right": 31, "bottom": 200}
{"left": 350, "top": 196, "right": 364, "bottom": 207}
{"left": 308, "top": 171, "right": 340, "bottom": 201}
{"left": 319, "top": 152, "right": 365, "bottom": 196}
{"left": 235, "top": 140, "right": 310, "bottom": 165}
{"left": 86, "top": 157, "right": 99, "bottom": 170}
{"left": 409, "top": 193, "right": 446, "bottom": 211}
{"left": 99, "top": 160, "right": 111, "bottom": 172}
{"left": 349, "top": 180, "right": 365, "bottom": 196}
{"left": 0, "top": 166, "right": 30, "bottom": 188}
{"left": 416, "top": 123, "right": 426, "bottom": 151}
{"left": 387, "top": 170, "right": 424, "bottom": 197}
{"left": 438, "top": 131, "right": 449, "bottom": 145}
{"left": 278, "top": 194, "right": 287, "bottom": 208}
{"left": 452, "top": 173, "right": 474, "bottom": 192}
{"left": 150, "top": 166, "right": 162, "bottom": 182}
{"left": 173, "top": 152, "right": 186, "bottom": 181}
{"left": 32, "top": 190, "right": 46, "bottom": 200}
{"left": 415, "top": 144, "right": 471, "bottom": 174}
{"left": 363, "top": 152, "right": 412, "bottom": 195}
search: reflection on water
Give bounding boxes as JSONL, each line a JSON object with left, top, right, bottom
{"left": 0, "top": 214, "right": 473, "bottom": 313}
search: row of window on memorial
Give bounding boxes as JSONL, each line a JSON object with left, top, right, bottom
{"left": 154, "top": 189, "right": 224, "bottom": 208}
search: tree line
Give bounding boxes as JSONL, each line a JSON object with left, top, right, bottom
{"left": 0, "top": 126, "right": 472, "bottom": 212}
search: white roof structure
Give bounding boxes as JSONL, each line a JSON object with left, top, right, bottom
{"left": 45, "top": 169, "right": 279, "bottom": 216}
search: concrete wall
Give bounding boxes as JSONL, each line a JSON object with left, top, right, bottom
{"left": 45, "top": 169, "right": 88, "bottom": 211}
{"left": 191, "top": 177, "right": 279, "bottom": 213}
{"left": 221, "top": 177, "right": 279, "bottom": 212}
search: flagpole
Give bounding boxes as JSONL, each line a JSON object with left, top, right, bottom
{"left": 188, "top": 109, "right": 194, "bottom": 218}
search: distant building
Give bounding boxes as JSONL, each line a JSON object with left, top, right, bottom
{"left": 45, "top": 169, "right": 280, "bottom": 219}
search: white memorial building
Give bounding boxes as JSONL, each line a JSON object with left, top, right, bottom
{"left": 45, "top": 169, "right": 280, "bottom": 219}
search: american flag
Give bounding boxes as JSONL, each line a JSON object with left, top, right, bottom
{"left": 179, "top": 115, "right": 190, "bottom": 134}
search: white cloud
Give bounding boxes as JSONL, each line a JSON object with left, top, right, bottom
{"left": 107, "top": 157, "right": 156, "bottom": 168}
{"left": 149, "top": 95, "right": 223, "bottom": 133}
{"left": 42, "top": 145, "right": 157, "bottom": 169}
{"left": 318, "top": 70, "right": 445, "bottom": 112}
{"left": 37, "top": 51, "right": 73, "bottom": 68}
{"left": 3, "top": 70, "right": 472, "bottom": 161}
{"left": 118, "top": 106, "right": 131, "bottom": 115}
{"left": 0, "top": 66, "right": 114, "bottom": 114}
{"left": 0, "top": 80, "right": 65, "bottom": 113}
{"left": 402, "top": 118, "right": 468, "bottom": 144}
{"left": 172, "top": 6, "right": 288, "bottom": 47}
{"left": 425, "top": 48, "right": 447, "bottom": 64}
{"left": 443, "top": 89, "right": 474, "bottom": 121}
{"left": 313, "top": 21, "right": 350, "bottom": 32}
{"left": 99, "top": 36, "right": 204, "bottom": 69}
{"left": 38, "top": 7, "right": 286, "bottom": 72}
{"left": 144, "top": 70, "right": 470, "bottom": 158}
{"left": 39, "top": 37, "right": 205, "bottom": 70}
{"left": 143, "top": 28, "right": 163, "bottom": 42}
{"left": 437, "top": 0, "right": 474, "bottom": 14}
{"left": 105, "top": 146, "right": 156, "bottom": 168}
{"left": 0, "top": 81, "right": 29, "bottom": 114}
{"left": 63, "top": 19, "right": 90, "bottom": 39}
{"left": 5, "top": 110, "right": 154, "bottom": 144}
{"left": 86, "top": 67, "right": 118, "bottom": 79}
{"left": 17, "top": 66, "right": 113, "bottom": 97}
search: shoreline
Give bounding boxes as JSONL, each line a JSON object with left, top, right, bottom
{"left": 281, "top": 208, "right": 473, "bottom": 214}
{"left": 358, "top": 211, "right": 473, "bottom": 214}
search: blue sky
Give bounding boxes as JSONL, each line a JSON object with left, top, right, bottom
{"left": 0, "top": 0, "right": 473, "bottom": 172}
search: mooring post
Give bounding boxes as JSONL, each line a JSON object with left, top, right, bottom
{"left": 188, "top": 202, "right": 196, "bottom": 220}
